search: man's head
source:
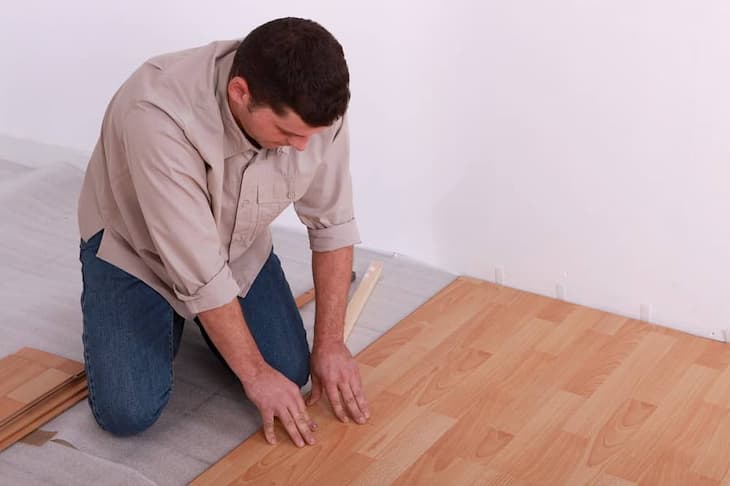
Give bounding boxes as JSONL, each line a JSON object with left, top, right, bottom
{"left": 227, "top": 17, "right": 350, "bottom": 151}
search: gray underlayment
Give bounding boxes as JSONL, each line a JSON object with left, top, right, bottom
{"left": 0, "top": 158, "right": 455, "bottom": 485}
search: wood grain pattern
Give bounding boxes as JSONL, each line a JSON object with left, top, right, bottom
{"left": 0, "top": 347, "right": 87, "bottom": 451}
{"left": 193, "top": 277, "right": 730, "bottom": 485}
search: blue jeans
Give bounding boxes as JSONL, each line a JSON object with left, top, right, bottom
{"left": 79, "top": 230, "right": 310, "bottom": 436}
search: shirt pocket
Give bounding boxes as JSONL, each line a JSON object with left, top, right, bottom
{"left": 252, "top": 177, "right": 298, "bottom": 237}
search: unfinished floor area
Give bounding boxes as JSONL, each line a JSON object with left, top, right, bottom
{"left": 2, "top": 157, "right": 730, "bottom": 485}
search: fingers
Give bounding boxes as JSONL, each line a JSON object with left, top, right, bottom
{"left": 277, "top": 390, "right": 318, "bottom": 448}
{"left": 289, "top": 406, "right": 317, "bottom": 446}
{"left": 317, "top": 364, "right": 371, "bottom": 424}
{"left": 307, "top": 375, "right": 322, "bottom": 406}
{"left": 262, "top": 413, "right": 277, "bottom": 445}
{"left": 325, "top": 383, "right": 349, "bottom": 423}
{"left": 350, "top": 379, "right": 371, "bottom": 421}
{"left": 252, "top": 373, "right": 319, "bottom": 448}
{"left": 339, "top": 382, "right": 369, "bottom": 424}
{"left": 338, "top": 384, "right": 362, "bottom": 423}
{"left": 264, "top": 395, "right": 318, "bottom": 447}
{"left": 280, "top": 412, "right": 306, "bottom": 448}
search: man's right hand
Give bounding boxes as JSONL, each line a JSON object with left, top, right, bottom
{"left": 241, "top": 365, "right": 318, "bottom": 447}
{"left": 198, "top": 299, "right": 318, "bottom": 447}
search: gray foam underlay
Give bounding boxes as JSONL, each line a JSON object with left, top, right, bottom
{"left": 0, "top": 158, "right": 34, "bottom": 182}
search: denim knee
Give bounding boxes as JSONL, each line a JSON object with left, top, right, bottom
{"left": 88, "top": 391, "right": 169, "bottom": 437}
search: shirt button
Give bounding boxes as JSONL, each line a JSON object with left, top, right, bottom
{"left": 287, "top": 191, "right": 295, "bottom": 199}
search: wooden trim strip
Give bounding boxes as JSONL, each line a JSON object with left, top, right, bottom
{"left": 344, "top": 261, "right": 384, "bottom": 342}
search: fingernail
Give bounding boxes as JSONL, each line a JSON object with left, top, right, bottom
{"left": 297, "top": 440, "right": 304, "bottom": 447}
{"left": 357, "top": 416, "right": 365, "bottom": 424}
{"left": 311, "top": 422, "right": 319, "bottom": 430}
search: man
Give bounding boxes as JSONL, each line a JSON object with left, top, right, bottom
{"left": 77, "top": 17, "right": 369, "bottom": 448}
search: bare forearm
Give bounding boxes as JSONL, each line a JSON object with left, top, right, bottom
{"left": 197, "top": 298, "right": 266, "bottom": 383}
{"left": 311, "top": 246, "right": 353, "bottom": 345}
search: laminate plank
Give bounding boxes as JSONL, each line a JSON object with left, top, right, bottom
{"left": 0, "top": 397, "right": 24, "bottom": 418}
{"left": 591, "top": 314, "right": 630, "bottom": 336}
{"left": 564, "top": 398, "right": 656, "bottom": 484}
{"left": 535, "top": 306, "right": 606, "bottom": 356}
{"left": 690, "top": 408, "right": 730, "bottom": 480}
{"left": 636, "top": 449, "right": 719, "bottom": 486}
{"left": 7, "top": 368, "right": 71, "bottom": 404}
{"left": 349, "top": 411, "right": 456, "bottom": 486}
{"left": 519, "top": 430, "right": 589, "bottom": 485}
{"left": 432, "top": 315, "right": 556, "bottom": 420}
{"left": 590, "top": 474, "right": 637, "bottom": 486}
{"left": 704, "top": 362, "right": 730, "bottom": 408}
{"left": 471, "top": 295, "right": 555, "bottom": 354}
{"left": 393, "top": 454, "right": 485, "bottom": 485}
{"left": 0, "top": 359, "right": 45, "bottom": 397}
{"left": 471, "top": 468, "right": 523, "bottom": 485}
{"left": 536, "top": 299, "right": 577, "bottom": 323}
{"left": 695, "top": 340, "right": 730, "bottom": 371}
{"left": 604, "top": 364, "right": 720, "bottom": 482}
{"left": 562, "top": 320, "right": 651, "bottom": 398}
{"left": 562, "top": 331, "right": 676, "bottom": 439}
{"left": 632, "top": 336, "right": 714, "bottom": 405}
{"left": 488, "top": 389, "right": 585, "bottom": 475}
{"left": 423, "top": 409, "right": 514, "bottom": 469}
{"left": 491, "top": 329, "right": 611, "bottom": 435}
{"left": 15, "top": 347, "right": 70, "bottom": 368}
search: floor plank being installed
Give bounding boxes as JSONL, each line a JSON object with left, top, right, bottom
{"left": 193, "top": 277, "right": 730, "bottom": 485}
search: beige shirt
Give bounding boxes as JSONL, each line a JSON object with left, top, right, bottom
{"left": 77, "top": 40, "right": 360, "bottom": 319}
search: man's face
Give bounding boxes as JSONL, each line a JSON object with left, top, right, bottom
{"left": 228, "top": 77, "right": 326, "bottom": 151}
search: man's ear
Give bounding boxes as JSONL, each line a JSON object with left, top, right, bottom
{"left": 227, "top": 76, "right": 251, "bottom": 105}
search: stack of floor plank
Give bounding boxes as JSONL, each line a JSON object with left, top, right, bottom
{"left": 0, "top": 347, "right": 87, "bottom": 451}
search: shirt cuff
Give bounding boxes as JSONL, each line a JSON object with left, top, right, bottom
{"left": 307, "top": 218, "right": 361, "bottom": 252}
{"left": 173, "top": 263, "right": 241, "bottom": 315}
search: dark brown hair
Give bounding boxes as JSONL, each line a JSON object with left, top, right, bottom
{"left": 230, "top": 17, "right": 350, "bottom": 127}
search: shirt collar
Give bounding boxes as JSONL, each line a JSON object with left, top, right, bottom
{"left": 215, "top": 50, "right": 259, "bottom": 158}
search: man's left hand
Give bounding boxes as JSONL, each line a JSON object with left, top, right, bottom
{"left": 307, "top": 340, "right": 370, "bottom": 424}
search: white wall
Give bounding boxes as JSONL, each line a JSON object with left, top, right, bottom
{"left": 2, "top": 1, "right": 728, "bottom": 338}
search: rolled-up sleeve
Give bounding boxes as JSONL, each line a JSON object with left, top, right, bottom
{"left": 121, "top": 102, "right": 240, "bottom": 314}
{"left": 294, "top": 116, "right": 361, "bottom": 252}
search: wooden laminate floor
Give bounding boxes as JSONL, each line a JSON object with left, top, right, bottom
{"left": 193, "top": 277, "right": 730, "bottom": 485}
